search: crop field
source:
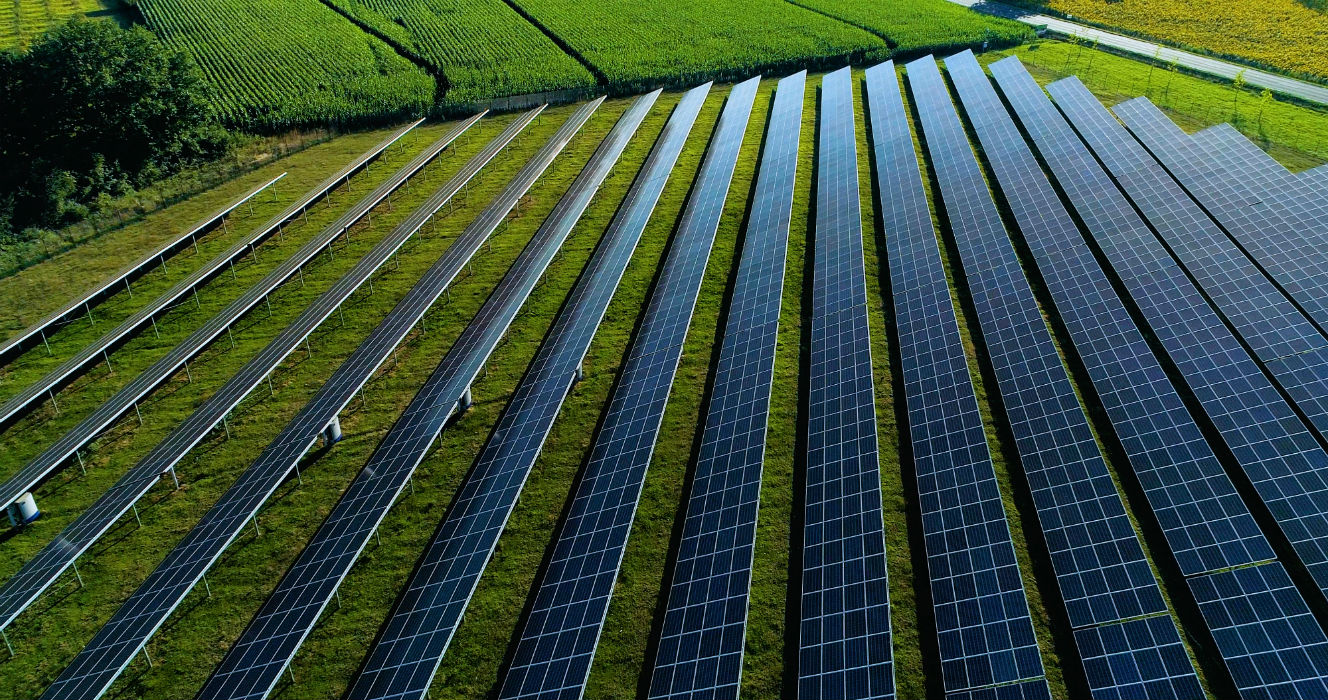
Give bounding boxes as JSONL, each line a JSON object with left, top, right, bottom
{"left": 1025, "top": 0, "right": 1328, "bottom": 81}
{"left": 787, "top": 0, "right": 1032, "bottom": 53}
{"left": 324, "top": 0, "right": 598, "bottom": 106}
{"left": 2, "top": 37, "right": 1328, "bottom": 700}
{"left": 135, "top": 0, "right": 436, "bottom": 131}
{"left": 0, "top": 0, "right": 106, "bottom": 50}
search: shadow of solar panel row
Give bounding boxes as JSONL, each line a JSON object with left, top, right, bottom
{"left": 487, "top": 77, "right": 758, "bottom": 700}
{"left": 348, "top": 85, "right": 709, "bottom": 700}
{"left": 967, "top": 53, "right": 1328, "bottom": 698}
{"left": 192, "top": 99, "right": 606, "bottom": 700}
{"left": 0, "top": 173, "right": 285, "bottom": 367}
{"left": 0, "top": 117, "right": 471, "bottom": 641}
{"left": 1046, "top": 79, "right": 1328, "bottom": 609}
{"left": 905, "top": 54, "right": 1200, "bottom": 700}
{"left": 865, "top": 61, "right": 1047, "bottom": 699}
{"left": 796, "top": 66, "right": 895, "bottom": 700}
{"left": 1190, "top": 124, "right": 1328, "bottom": 229}
{"left": 38, "top": 106, "right": 558, "bottom": 700}
{"left": 0, "top": 120, "right": 420, "bottom": 434}
{"left": 1110, "top": 98, "right": 1328, "bottom": 333}
{"left": 638, "top": 74, "right": 799, "bottom": 700}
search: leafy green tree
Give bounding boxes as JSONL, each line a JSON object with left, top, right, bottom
{"left": 0, "top": 18, "right": 226, "bottom": 241}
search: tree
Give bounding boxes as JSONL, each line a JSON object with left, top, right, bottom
{"left": 0, "top": 18, "right": 227, "bottom": 240}
{"left": 1231, "top": 69, "right": 1247, "bottom": 122}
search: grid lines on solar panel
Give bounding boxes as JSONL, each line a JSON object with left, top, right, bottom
{"left": 347, "top": 84, "right": 714, "bottom": 700}
{"left": 1189, "top": 124, "right": 1328, "bottom": 232}
{"left": 193, "top": 100, "right": 606, "bottom": 700}
{"left": 1305, "top": 164, "right": 1328, "bottom": 192}
{"left": 1110, "top": 97, "right": 1328, "bottom": 333}
{"left": 865, "top": 60, "right": 1046, "bottom": 697}
{"left": 971, "top": 55, "right": 1277, "bottom": 580}
{"left": 1073, "top": 616, "right": 1205, "bottom": 699}
{"left": 1046, "top": 78, "right": 1328, "bottom": 607}
{"left": 796, "top": 66, "right": 895, "bottom": 700}
{"left": 905, "top": 54, "right": 1169, "bottom": 637}
{"left": 485, "top": 75, "right": 760, "bottom": 700}
{"left": 1189, "top": 562, "right": 1328, "bottom": 698}
{"left": 627, "top": 74, "right": 799, "bottom": 700}
{"left": 43, "top": 95, "right": 659, "bottom": 700}
{"left": 944, "top": 678, "right": 1053, "bottom": 700}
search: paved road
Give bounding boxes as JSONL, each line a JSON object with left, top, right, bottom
{"left": 949, "top": 0, "right": 1328, "bottom": 107}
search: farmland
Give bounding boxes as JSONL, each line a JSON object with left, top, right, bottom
{"left": 135, "top": 0, "right": 435, "bottom": 131}
{"left": 788, "top": 0, "right": 1032, "bottom": 52}
{"left": 1025, "top": 0, "right": 1328, "bottom": 81}
{"left": 0, "top": 0, "right": 107, "bottom": 50}
{"left": 324, "top": 0, "right": 597, "bottom": 106}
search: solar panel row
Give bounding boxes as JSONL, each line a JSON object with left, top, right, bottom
{"left": 1305, "top": 164, "right": 1328, "bottom": 192}
{"left": 192, "top": 98, "right": 607, "bottom": 700}
{"left": 348, "top": 85, "right": 712, "bottom": 700}
{"left": 1110, "top": 98, "right": 1328, "bottom": 334}
{"left": 0, "top": 117, "right": 457, "bottom": 515}
{"left": 1193, "top": 125, "right": 1291, "bottom": 179}
{"left": 40, "top": 99, "right": 597, "bottom": 700}
{"left": 0, "top": 173, "right": 286, "bottom": 366}
{"left": 0, "top": 115, "right": 486, "bottom": 640}
{"left": 491, "top": 75, "right": 761, "bottom": 700}
{"left": 905, "top": 54, "right": 1200, "bottom": 699}
{"left": 1046, "top": 78, "right": 1328, "bottom": 610}
{"left": 1189, "top": 124, "right": 1328, "bottom": 230}
{"left": 0, "top": 119, "right": 423, "bottom": 431}
{"left": 865, "top": 60, "right": 1048, "bottom": 699}
{"left": 796, "top": 66, "right": 895, "bottom": 700}
{"left": 965, "top": 53, "right": 1328, "bottom": 698}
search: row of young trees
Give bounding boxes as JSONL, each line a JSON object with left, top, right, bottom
{"left": 0, "top": 19, "right": 227, "bottom": 242}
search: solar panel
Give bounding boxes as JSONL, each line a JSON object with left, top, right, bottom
{"left": 346, "top": 84, "right": 712, "bottom": 700}
{"left": 490, "top": 76, "right": 765, "bottom": 700}
{"left": 0, "top": 113, "right": 497, "bottom": 643}
{"left": 1111, "top": 97, "right": 1328, "bottom": 331}
{"left": 795, "top": 66, "right": 895, "bottom": 700}
{"left": 1188, "top": 124, "right": 1328, "bottom": 230}
{"left": 1046, "top": 77, "right": 1328, "bottom": 607}
{"left": 0, "top": 173, "right": 285, "bottom": 367}
{"left": 1192, "top": 124, "right": 1291, "bottom": 180}
{"left": 1073, "top": 616, "right": 1203, "bottom": 699}
{"left": 1189, "top": 562, "right": 1328, "bottom": 698}
{"left": 865, "top": 60, "right": 1046, "bottom": 697}
{"left": 585, "top": 73, "right": 792, "bottom": 700}
{"left": 43, "top": 95, "right": 658, "bottom": 700}
{"left": 176, "top": 100, "right": 605, "bottom": 700}
{"left": 906, "top": 53, "right": 1202, "bottom": 698}
{"left": 0, "top": 119, "right": 423, "bottom": 430}
{"left": 1304, "top": 163, "right": 1328, "bottom": 192}
{"left": 944, "top": 678, "right": 1053, "bottom": 700}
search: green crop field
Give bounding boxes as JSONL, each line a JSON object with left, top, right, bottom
{"left": 2, "top": 37, "right": 1327, "bottom": 699}
{"left": 135, "top": 0, "right": 436, "bottom": 131}
{"left": 0, "top": 0, "right": 108, "bottom": 50}
{"left": 787, "top": 0, "right": 1032, "bottom": 53}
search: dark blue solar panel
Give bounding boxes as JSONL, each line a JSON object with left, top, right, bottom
{"left": 1189, "top": 124, "right": 1328, "bottom": 232}
{"left": 1192, "top": 125, "right": 1291, "bottom": 181}
{"left": 1190, "top": 562, "right": 1328, "bottom": 698}
{"left": 906, "top": 53, "right": 1168, "bottom": 635}
{"left": 1304, "top": 164, "right": 1328, "bottom": 192}
{"left": 944, "top": 678, "right": 1053, "bottom": 700}
{"left": 347, "top": 84, "right": 714, "bottom": 700}
{"left": 865, "top": 60, "right": 1046, "bottom": 697}
{"left": 1074, "top": 616, "right": 1204, "bottom": 700}
{"left": 1047, "top": 77, "right": 1328, "bottom": 607}
{"left": 1111, "top": 97, "right": 1328, "bottom": 333}
{"left": 194, "top": 101, "right": 606, "bottom": 700}
{"left": 796, "top": 66, "right": 895, "bottom": 700}
{"left": 488, "top": 75, "right": 761, "bottom": 700}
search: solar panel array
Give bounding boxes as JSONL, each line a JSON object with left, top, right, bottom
{"left": 0, "top": 119, "right": 423, "bottom": 431}
{"left": 794, "top": 66, "right": 896, "bottom": 700}
{"left": 40, "top": 94, "right": 642, "bottom": 700}
{"left": 487, "top": 76, "right": 761, "bottom": 700}
{"left": 0, "top": 117, "right": 457, "bottom": 516}
{"left": 906, "top": 54, "right": 1201, "bottom": 699}
{"left": 1047, "top": 77, "right": 1328, "bottom": 608}
{"left": 0, "top": 173, "right": 286, "bottom": 366}
{"left": 1305, "top": 163, "right": 1328, "bottom": 191}
{"left": 345, "top": 84, "right": 712, "bottom": 700}
{"left": 1190, "top": 124, "right": 1328, "bottom": 228}
{"left": 1110, "top": 97, "right": 1328, "bottom": 332}
{"left": 1193, "top": 124, "right": 1292, "bottom": 179}
{"left": 191, "top": 99, "right": 606, "bottom": 700}
{"left": 0, "top": 115, "right": 487, "bottom": 641}
{"left": 965, "top": 52, "right": 1328, "bottom": 698}
{"left": 865, "top": 61, "right": 1048, "bottom": 699}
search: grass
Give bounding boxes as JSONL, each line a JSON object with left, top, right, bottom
{"left": 4, "top": 38, "right": 1328, "bottom": 699}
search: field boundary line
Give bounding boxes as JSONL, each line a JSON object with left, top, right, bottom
{"left": 498, "top": 0, "right": 609, "bottom": 86}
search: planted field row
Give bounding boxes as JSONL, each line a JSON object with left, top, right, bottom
{"left": 790, "top": 0, "right": 1032, "bottom": 53}
{"left": 136, "top": 0, "right": 435, "bottom": 131}
{"left": 0, "top": 0, "right": 103, "bottom": 50}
